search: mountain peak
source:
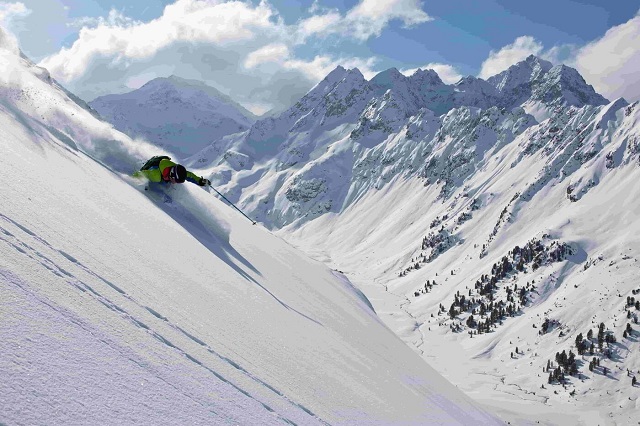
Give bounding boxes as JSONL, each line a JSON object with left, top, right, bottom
{"left": 409, "top": 68, "right": 444, "bottom": 86}
{"left": 521, "top": 54, "right": 553, "bottom": 73}
{"left": 371, "top": 67, "right": 404, "bottom": 82}
{"left": 345, "top": 67, "right": 364, "bottom": 79}
{"left": 165, "top": 75, "right": 210, "bottom": 88}
{"left": 487, "top": 55, "right": 553, "bottom": 94}
{"left": 324, "top": 65, "right": 349, "bottom": 83}
{"left": 455, "top": 75, "right": 497, "bottom": 94}
{"left": 370, "top": 68, "right": 407, "bottom": 94}
{"left": 455, "top": 75, "right": 481, "bottom": 84}
{"left": 532, "top": 63, "right": 609, "bottom": 107}
{"left": 89, "top": 76, "right": 256, "bottom": 157}
{"left": 141, "top": 75, "right": 218, "bottom": 93}
{"left": 524, "top": 54, "right": 547, "bottom": 64}
{"left": 547, "top": 63, "right": 581, "bottom": 79}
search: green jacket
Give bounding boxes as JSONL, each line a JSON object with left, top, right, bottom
{"left": 134, "top": 158, "right": 202, "bottom": 184}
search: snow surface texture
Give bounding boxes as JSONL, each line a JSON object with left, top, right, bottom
{"left": 89, "top": 76, "right": 256, "bottom": 158}
{"left": 163, "top": 56, "right": 638, "bottom": 423}
{"left": 0, "top": 32, "right": 499, "bottom": 425}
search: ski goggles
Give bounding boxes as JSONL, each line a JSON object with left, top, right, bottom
{"left": 168, "top": 166, "right": 179, "bottom": 182}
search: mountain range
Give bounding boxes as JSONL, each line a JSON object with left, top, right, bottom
{"left": 179, "top": 55, "right": 609, "bottom": 228}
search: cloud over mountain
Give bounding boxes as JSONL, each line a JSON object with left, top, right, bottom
{"left": 35, "top": 0, "right": 433, "bottom": 115}
{"left": 572, "top": 12, "right": 640, "bottom": 103}
{"left": 476, "top": 12, "right": 640, "bottom": 103}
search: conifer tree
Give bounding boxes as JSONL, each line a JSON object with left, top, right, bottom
{"left": 542, "top": 318, "right": 550, "bottom": 334}
{"left": 449, "top": 303, "right": 457, "bottom": 319}
{"left": 598, "top": 328, "right": 604, "bottom": 350}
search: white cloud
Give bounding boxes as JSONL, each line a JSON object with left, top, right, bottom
{"left": 34, "top": 0, "right": 411, "bottom": 113}
{"left": 296, "top": 0, "right": 432, "bottom": 42}
{"left": 0, "top": 24, "right": 19, "bottom": 54}
{"left": 68, "top": 9, "right": 141, "bottom": 29}
{"left": 297, "top": 11, "right": 341, "bottom": 38}
{"left": 282, "top": 55, "right": 337, "bottom": 81}
{"left": 0, "top": 3, "right": 30, "bottom": 55}
{"left": 401, "top": 63, "right": 463, "bottom": 84}
{"left": 474, "top": 17, "right": 640, "bottom": 103}
{"left": 0, "top": 2, "right": 30, "bottom": 25}
{"left": 478, "top": 36, "right": 544, "bottom": 80}
{"left": 339, "top": 56, "right": 379, "bottom": 79}
{"left": 244, "top": 43, "right": 290, "bottom": 68}
{"left": 571, "top": 13, "right": 640, "bottom": 102}
{"left": 283, "top": 54, "right": 378, "bottom": 81}
{"left": 39, "top": 0, "right": 281, "bottom": 81}
{"left": 125, "top": 66, "right": 175, "bottom": 89}
{"left": 309, "top": 0, "right": 322, "bottom": 14}
{"left": 542, "top": 43, "right": 579, "bottom": 65}
{"left": 348, "top": 0, "right": 431, "bottom": 27}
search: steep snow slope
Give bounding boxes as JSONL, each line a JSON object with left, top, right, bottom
{"left": 90, "top": 76, "right": 256, "bottom": 158}
{"left": 0, "top": 31, "right": 499, "bottom": 425}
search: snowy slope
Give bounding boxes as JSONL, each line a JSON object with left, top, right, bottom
{"left": 89, "top": 76, "right": 256, "bottom": 159}
{"left": 281, "top": 100, "right": 640, "bottom": 424}
{"left": 0, "top": 31, "right": 499, "bottom": 425}
{"left": 182, "top": 54, "right": 640, "bottom": 424}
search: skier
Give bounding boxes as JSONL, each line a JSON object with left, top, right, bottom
{"left": 134, "top": 155, "right": 210, "bottom": 186}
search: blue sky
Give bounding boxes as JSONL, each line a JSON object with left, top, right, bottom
{"left": 1, "top": 0, "right": 638, "bottom": 114}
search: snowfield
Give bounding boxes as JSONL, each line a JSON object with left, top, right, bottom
{"left": 0, "top": 30, "right": 499, "bottom": 425}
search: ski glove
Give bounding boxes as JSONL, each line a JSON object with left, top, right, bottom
{"left": 198, "top": 177, "right": 211, "bottom": 187}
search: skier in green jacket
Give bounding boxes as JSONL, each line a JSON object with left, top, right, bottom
{"left": 134, "top": 155, "right": 210, "bottom": 186}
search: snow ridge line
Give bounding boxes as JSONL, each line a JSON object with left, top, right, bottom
{"left": 0, "top": 212, "right": 327, "bottom": 426}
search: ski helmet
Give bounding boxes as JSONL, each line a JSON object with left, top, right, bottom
{"left": 169, "top": 164, "right": 187, "bottom": 183}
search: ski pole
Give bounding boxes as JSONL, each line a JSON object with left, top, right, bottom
{"left": 209, "top": 184, "right": 256, "bottom": 225}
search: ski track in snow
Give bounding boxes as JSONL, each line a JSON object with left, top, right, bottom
{"left": 0, "top": 212, "right": 327, "bottom": 426}
{"left": 145, "top": 187, "right": 325, "bottom": 329}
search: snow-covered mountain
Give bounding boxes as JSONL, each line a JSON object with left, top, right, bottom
{"left": 0, "top": 30, "right": 501, "bottom": 425}
{"left": 186, "top": 56, "right": 640, "bottom": 424}
{"left": 188, "top": 55, "right": 609, "bottom": 228}
{"left": 487, "top": 55, "right": 609, "bottom": 121}
{"left": 89, "top": 75, "right": 256, "bottom": 158}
